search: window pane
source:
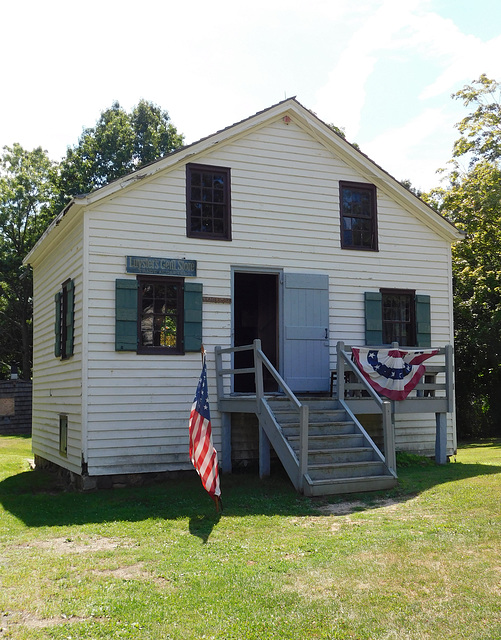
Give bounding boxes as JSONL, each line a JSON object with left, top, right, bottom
{"left": 139, "top": 277, "right": 181, "bottom": 351}
{"left": 382, "top": 292, "right": 414, "bottom": 345}
{"left": 340, "top": 182, "right": 376, "bottom": 250}
{"left": 187, "top": 164, "right": 230, "bottom": 239}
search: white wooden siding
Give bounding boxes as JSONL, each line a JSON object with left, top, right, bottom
{"left": 32, "top": 116, "right": 457, "bottom": 475}
{"left": 31, "top": 214, "right": 84, "bottom": 474}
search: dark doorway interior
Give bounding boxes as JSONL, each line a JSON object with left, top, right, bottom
{"left": 234, "top": 272, "right": 278, "bottom": 392}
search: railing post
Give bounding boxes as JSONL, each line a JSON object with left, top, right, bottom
{"left": 221, "top": 412, "right": 232, "bottom": 473}
{"left": 336, "top": 341, "right": 345, "bottom": 400}
{"left": 299, "top": 403, "right": 309, "bottom": 490}
{"left": 445, "top": 344, "right": 454, "bottom": 414}
{"left": 215, "top": 346, "right": 224, "bottom": 401}
{"left": 435, "top": 412, "right": 448, "bottom": 464}
{"left": 382, "top": 400, "right": 396, "bottom": 474}
{"left": 254, "top": 339, "right": 264, "bottom": 409}
{"left": 254, "top": 339, "right": 271, "bottom": 478}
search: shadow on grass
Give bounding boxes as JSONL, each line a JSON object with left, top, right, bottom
{"left": 1, "top": 443, "right": 500, "bottom": 530}
{"left": 0, "top": 465, "right": 312, "bottom": 532}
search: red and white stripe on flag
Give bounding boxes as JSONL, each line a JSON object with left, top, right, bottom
{"left": 189, "top": 356, "right": 221, "bottom": 498}
{"left": 351, "top": 347, "right": 439, "bottom": 401}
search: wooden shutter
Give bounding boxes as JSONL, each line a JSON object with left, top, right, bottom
{"left": 365, "top": 291, "right": 383, "bottom": 345}
{"left": 416, "top": 294, "right": 431, "bottom": 347}
{"left": 65, "top": 280, "right": 75, "bottom": 358}
{"left": 184, "top": 282, "right": 203, "bottom": 352}
{"left": 115, "top": 279, "right": 138, "bottom": 351}
{"left": 54, "top": 292, "right": 62, "bottom": 357}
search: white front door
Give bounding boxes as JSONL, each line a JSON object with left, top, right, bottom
{"left": 283, "top": 273, "right": 330, "bottom": 393}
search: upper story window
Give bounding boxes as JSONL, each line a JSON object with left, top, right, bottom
{"left": 381, "top": 289, "right": 416, "bottom": 346}
{"left": 137, "top": 276, "right": 184, "bottom": 354}
{"left": 339, "top": 181, "right": 378, "bottom": 251}
{"left": 186, "top": 163, "right": 231, "bottom": 240}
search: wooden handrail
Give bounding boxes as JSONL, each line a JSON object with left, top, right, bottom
{"left": 337, "top": 341, "right": 395, "bottom": 473}
{"left": 215, "top": 339, "right": 309, "bottom": 485}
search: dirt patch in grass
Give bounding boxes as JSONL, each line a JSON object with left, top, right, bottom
{"left": 18, "top": 535, "right": 134, "bottom": 554}
{"left": 91, "top": 561, "right": 173, "bottom": 587}
{"left": 316, "top": 497, "right": 410, "bottom": 516}
{"left": 1, "top": 611, "right": 91, "bottom": 632}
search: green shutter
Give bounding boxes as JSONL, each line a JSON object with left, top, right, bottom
{"left": 55, "top": 292, "right": 62, "bottom": 357}
{"left": 115, "top": 279, "right": 138, "bottom": 351}
{"left": 365, "top": 291, "right": 383, "bottom": 345}
{"left": 65, "top": 280, "right": 75, "bottom": 358}
{"left": 416, "top": 294, "right": 431, "bottom": 347}
{"left": 184, "top": 282, "right": 203, "bottom": 352}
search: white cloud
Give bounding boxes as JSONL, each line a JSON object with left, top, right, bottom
{"left": 362, "top": 107, "right": 453, "bottom": 189}
{"left": 314, "top": 0, "right": 432, "bottom": 134}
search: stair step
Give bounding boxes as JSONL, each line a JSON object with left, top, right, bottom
{"left": 288, "top": 433, "right": 365, "bottom": 448}
{"left": 307, "top": 447, "right": 376, "bottom": 464}
{"left": 265, "top": 396, "right": 396, "bottom": 497}
{"left": 272, "top": 410, "right": 347, "bottom": 424}
{"left": 268, "top": 398, "right": 340, "bottom": 412}
{"left": 282, "top": 422, "right": 356, "bottom": 436}
{"left": 307, "top": 460, "right": 386, "bottom": 480}
{"left": 303, "top": 474, "right": 397, "bottom": 497}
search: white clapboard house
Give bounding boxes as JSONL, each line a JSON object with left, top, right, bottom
{"left": 25, "top": 99, "right": 462, "bottom": 495}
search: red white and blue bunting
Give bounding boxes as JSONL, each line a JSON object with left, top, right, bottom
{"left": 351, "top": 347, "right": 439, "bottom": 401}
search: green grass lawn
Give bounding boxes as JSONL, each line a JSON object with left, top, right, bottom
{"left": 0, "top": 437, "right": 500, "bottom": 640}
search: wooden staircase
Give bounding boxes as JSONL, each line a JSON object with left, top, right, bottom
{"left": 266, "top": 396, "right": 397, "bottom": 496}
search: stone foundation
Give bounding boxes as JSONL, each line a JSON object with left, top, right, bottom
{"left": 34, "top": 455, "right": 196, "bottom": 491}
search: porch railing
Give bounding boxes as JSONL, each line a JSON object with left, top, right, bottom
{"left": 215, "top": 339, "right": 309, "bottom": 488}
{"left": 336, "top": 342, "right": 454, "bottom": 465}
{"left": 336, "top": 341, "right": 395, "bottom": 472}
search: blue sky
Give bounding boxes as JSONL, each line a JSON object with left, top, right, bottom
{"left": 3, "top": 0, "right": 501, "bottom": 191}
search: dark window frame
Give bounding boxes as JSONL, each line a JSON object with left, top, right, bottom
{"left": 137, "top": 275, "right": 185, "bottom": 355}
{"left": 339, "top": 181, "right": 378, "bottom": 251}
{"left": 381, "top": 288, "right": 416, "bottom": 347}
{"left": 186, "top": 163, "right": 232, "bottom": 240}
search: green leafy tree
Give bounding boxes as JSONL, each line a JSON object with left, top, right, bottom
{"left": 429, "top": 76, "right": 501, "bottom": 437}
{"left": 0, "top": 144, "right": 57, "bottom": 378}
{"left": 55, "top": 100, "right": 184, "bottom": 211}
{"left": 452, "top": 74, "right": 501, "bottom": 165}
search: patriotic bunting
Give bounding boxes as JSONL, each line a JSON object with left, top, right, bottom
{"left": 189, "top": 351, "right": 222, "bottom": 510}
{"left": 351, "top": 347, "right": 438, "bottom": 401}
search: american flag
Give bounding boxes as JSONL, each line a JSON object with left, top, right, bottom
{"left": 189, "top": 354, "right": 221, "bottom": 506}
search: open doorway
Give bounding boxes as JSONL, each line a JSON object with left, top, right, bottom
{"left": 233, "top": 271, "right": 279, "bottom": 392}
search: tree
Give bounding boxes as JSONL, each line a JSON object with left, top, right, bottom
{"left": 452, "top": 74, "right": 501, "bottom": 166}
{"left": 55, "top": 100, "right": 184, "bottom": 211}
{"left": 429, "top": 75, "right": 501, "bottom": 437}
{"left": 0, "top": 100, "right": 183, "bottom": 380}
{"left": 0, "top": 144, "right": 57, "bottom": 378}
